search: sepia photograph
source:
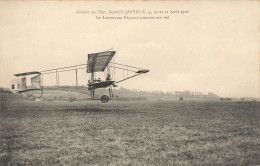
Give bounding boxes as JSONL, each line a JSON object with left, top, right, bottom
{"left": 0, "top": 1, "right": 259, "bottom": 165}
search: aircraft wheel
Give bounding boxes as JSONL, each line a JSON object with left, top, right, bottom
{"left": 101, "top": 95, "right": 109, "bottom": 103}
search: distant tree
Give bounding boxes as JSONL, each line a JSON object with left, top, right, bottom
{"left": 0, "top": 88, "right": 12, "bottom": 94}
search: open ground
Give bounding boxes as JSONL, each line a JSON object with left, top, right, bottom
{"left": 0, "top": 93, "right": 259, "bottom": 165}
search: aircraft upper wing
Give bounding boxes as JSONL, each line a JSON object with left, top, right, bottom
{"left": 87, "top": 51, "right": 116, "bottom": 73}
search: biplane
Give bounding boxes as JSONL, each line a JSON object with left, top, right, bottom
{"left": 11, "top": 50, "right": 149, "bottom": 103}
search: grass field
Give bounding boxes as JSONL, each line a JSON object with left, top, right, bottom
{"left": 0, "top": 93, "right": 259, "bottom": 165}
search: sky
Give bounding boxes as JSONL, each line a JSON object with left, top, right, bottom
{"left": 0, "top": 1, "right": 259, "bottom": 98}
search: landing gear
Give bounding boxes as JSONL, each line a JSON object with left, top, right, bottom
{"left": 90, "top": 89, "right": 95, "bottom": 99}
{"left": 108, "top": 87, "right": 113, "bottom": 98}
{"left": 101, "top": 95, "right": 109, "bottom": 103}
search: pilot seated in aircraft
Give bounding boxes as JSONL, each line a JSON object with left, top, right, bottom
{"left": 106, "top": 74, "right": 111, "bottom": 81}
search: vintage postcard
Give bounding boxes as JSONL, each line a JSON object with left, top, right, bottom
{"left": 0, "top": 1, "right": 259, "bottom": 165}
